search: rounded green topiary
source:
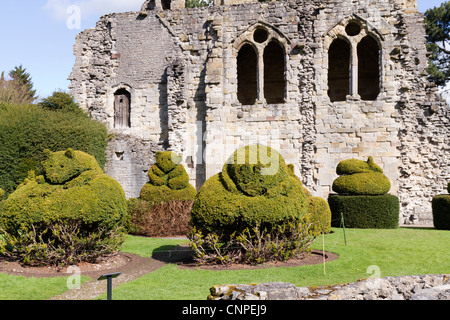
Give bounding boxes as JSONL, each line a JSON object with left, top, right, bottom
{"left": 191, "top": 145, "right": 309, "bottom": 237}
{"left": 307, "top": 196, "right": 332, "bottom": 234}
{"left": 332, "top": 172, "right": 391, "bottom": 195}
{"left": 329, "top": 156, "right": 399, "bottom": 229}
{"left": 0, "top": 149, "right": 127, "bottom": 234}
{"left": 332, "top": 157, "right": 391, "bottom": 195}
{"left": 287, "top": 163, "right": 331, "bottom": 233}
{"left": 336, "top": 156, "right": 383, "bottom": 175}
{"left": 432, "top": 195, "right": 450, "bottom": 230}
{"left": 140, "top": 151, "right": 197, "bottom": 203}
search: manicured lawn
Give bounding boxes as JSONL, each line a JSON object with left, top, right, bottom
{"left": 1, "top": 227, "right": 449, "bottom": 300}
{"left": 0, "top": 273, "right": 89, "bottom": 300}
{"left": 106, "top": 227, "right": 450, "bottom": 300}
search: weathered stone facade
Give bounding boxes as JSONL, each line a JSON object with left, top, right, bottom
{"left": 69, "top": 0, "right": 449, "bottom": 226}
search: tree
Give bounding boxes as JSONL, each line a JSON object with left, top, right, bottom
{"left": 39, "top": 90, "right": 82, "bottom": 113}
{"left": 425, "top": 2, "right": 450, "bottom": 87}
{"left": 0, "top": 72, "right": 34, "bottom": 105}
{"left": 8, "top": 65, "right": 37, "bottom": 102}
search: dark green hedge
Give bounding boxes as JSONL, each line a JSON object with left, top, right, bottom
{"left": 432, "top": 195, "right": 450, "bottom": 230}
{"left": 0, "top": 103, "right": 108, "bottom": 195}
{"left": 328, "top": 193, "right": 399, "bottom": 229}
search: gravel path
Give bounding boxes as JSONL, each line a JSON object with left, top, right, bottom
{"left": 48, "top": 254, "right": 167, "bottom": 300}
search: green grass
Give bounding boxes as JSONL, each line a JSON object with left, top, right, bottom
{"left": 0, "top": 273, "right": 89, "bottom": 300}
{"left": 106, "top": 227, "right": 450, "bottom": 300}
{"left": 1, "top": 228, "right": 449, "bottom": 300}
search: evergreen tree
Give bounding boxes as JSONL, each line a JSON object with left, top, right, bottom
{"left": 425, "top": 2, "right": 450, "bottom": 87}
{"left": 8, "top": 65, "right": 37, "bottom": 102}
{"left": 0, "top": 71, "right": 34, "bottom": 105}
{"left": 39, "top": 91, "right": 82, "bottom": 113}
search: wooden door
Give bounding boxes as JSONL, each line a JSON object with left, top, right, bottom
{"left": 114, "top": 90, "right": 131, "bottom": 128}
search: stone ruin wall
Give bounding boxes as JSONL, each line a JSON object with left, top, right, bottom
{"left": 69, "top": 0, "right": 450, "bottom": 226}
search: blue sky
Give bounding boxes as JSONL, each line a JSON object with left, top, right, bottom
{"left": 0, "top": 0, "right": 447, "bottom": 100}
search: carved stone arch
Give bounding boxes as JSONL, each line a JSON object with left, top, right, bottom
{"left": 233, "top": 21, "right": 292, "bottom": 52}
{"left": 233, "top": 22, "right": 290, "bottom": 105}
{"left": 324, "top": 15, "right": 384, "bottom": 45}
{"left": 324, "top": 16, "right": 383, "bottom": 101}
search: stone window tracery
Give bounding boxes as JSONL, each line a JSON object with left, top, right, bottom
{"left": 326, "top": 20, "right": 381, "bottom": 102}
{"left": 235, "top": 25, "right": 287, "bottom": 105}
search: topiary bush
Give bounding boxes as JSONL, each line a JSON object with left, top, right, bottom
{"left": 328, "top": 194, "right": 400, "bottom": 229}
{"left": 0, "top": 149, "right": 127, "bottom": 266}
{"left": 287, "top": 164, "right": 331, "bottom": 234}
{"left": 189, "top": 145, "right": 316, "bottom": 265}
{"left": 332, "top": 157, "right": 390, "bottom": 195}
{"left": 0, "top": 102, "right": 108, "bottom": 196}
{"left": 432, "top": 183, "right": 450, "bottom": 230}
{"left": 140, "top": 151, "right": 197, "bottom": 204}
{"left": 306, "top": 196, "right": 332, "bottom": 234}
{"left": 328, "top": 156, "right": 399, "bottom": 229}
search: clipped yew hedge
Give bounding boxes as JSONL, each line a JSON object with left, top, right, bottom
{"left": 432, "top": 183, "right": 450, "bottom": 230}
{"left": 328, "top": 194, "right": 399, "bottom": 229}
{"left": 329, "top": 157, "right": 399, "bottom": 229}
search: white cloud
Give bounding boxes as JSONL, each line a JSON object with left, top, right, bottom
{"left": 440, "top": 83, "right": 450, "bottom": 107}
{"left": 43, "top": 0, "right": 142, "bottom": 21}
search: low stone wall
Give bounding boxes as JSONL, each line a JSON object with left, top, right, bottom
{"left": 209, "top": 274, "right": 450, "bottom": 300}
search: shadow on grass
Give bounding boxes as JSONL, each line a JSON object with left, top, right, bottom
{"left": 152, "top": 245, "right": 194, "bottom": 265}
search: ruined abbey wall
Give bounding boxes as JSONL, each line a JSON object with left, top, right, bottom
{"left": 69, "top": 0, "right": 449, "bottom": 225}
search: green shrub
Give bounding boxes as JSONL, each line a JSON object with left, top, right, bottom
{"left": 140, "top": 151, "right": 197, "bottom": 203}
{"left": 332, "top": 172, "right": 391, "bottom": 195}
{"left": 336, "top": 156, "right": 383, "bottom": 175}
{"left": 0, "top": 149, "right": 127, "bottom": 266}
{"left": 432, "top": 194, "right": 450, "bottom": 230}
{"left": 287, "top": 164, "right": 331, "bottom": 234}
{"left": 191, "top": 145, "right": 309, "bottom": 237}
{"left": 190, "top": 145, "right": 314, "bottom": 265}
{"left": 307, "top": 197, "right": 332, "bottom": 234}
{"left": 0, "top": 188, "right": 4, "bottom": 201}
{"left": 332, "top": 157, "right": 391, "bottom": 195}
{"left": 328, "top": 194, "right": 399, "bottom": 229}
{"left": 0, "top": 102, "right": 108, "bottom": 195}
{"left": 189, "top": 219, "right": 315, "bottom": 265}
{"left": 38, "top": 91, "right": 81, "bottom": 113}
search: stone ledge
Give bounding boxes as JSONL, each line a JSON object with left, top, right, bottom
{"left": 209, "top": 274, "right": 450, "bottom": 300}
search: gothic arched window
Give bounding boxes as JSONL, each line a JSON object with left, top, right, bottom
{"left": 358, "top": 35, "right": 380, "bottom": 101}
{"left": 328, "top": 38, "right": 351, "bottom": 102}
{"left": 327, "top": 20, "right": 382, "bottom": 102}
{"left": 237, "top": 43, "right": 258, "bottom": 105}
{"left": 235, "top": 26, "right": 287, "bottom": 105}
{"left": 264, "top": 41, "right": 285, "bottom": 104}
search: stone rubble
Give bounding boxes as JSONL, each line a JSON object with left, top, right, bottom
{"left": 209, "top": 274, "right": 450, "bottom": 300}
